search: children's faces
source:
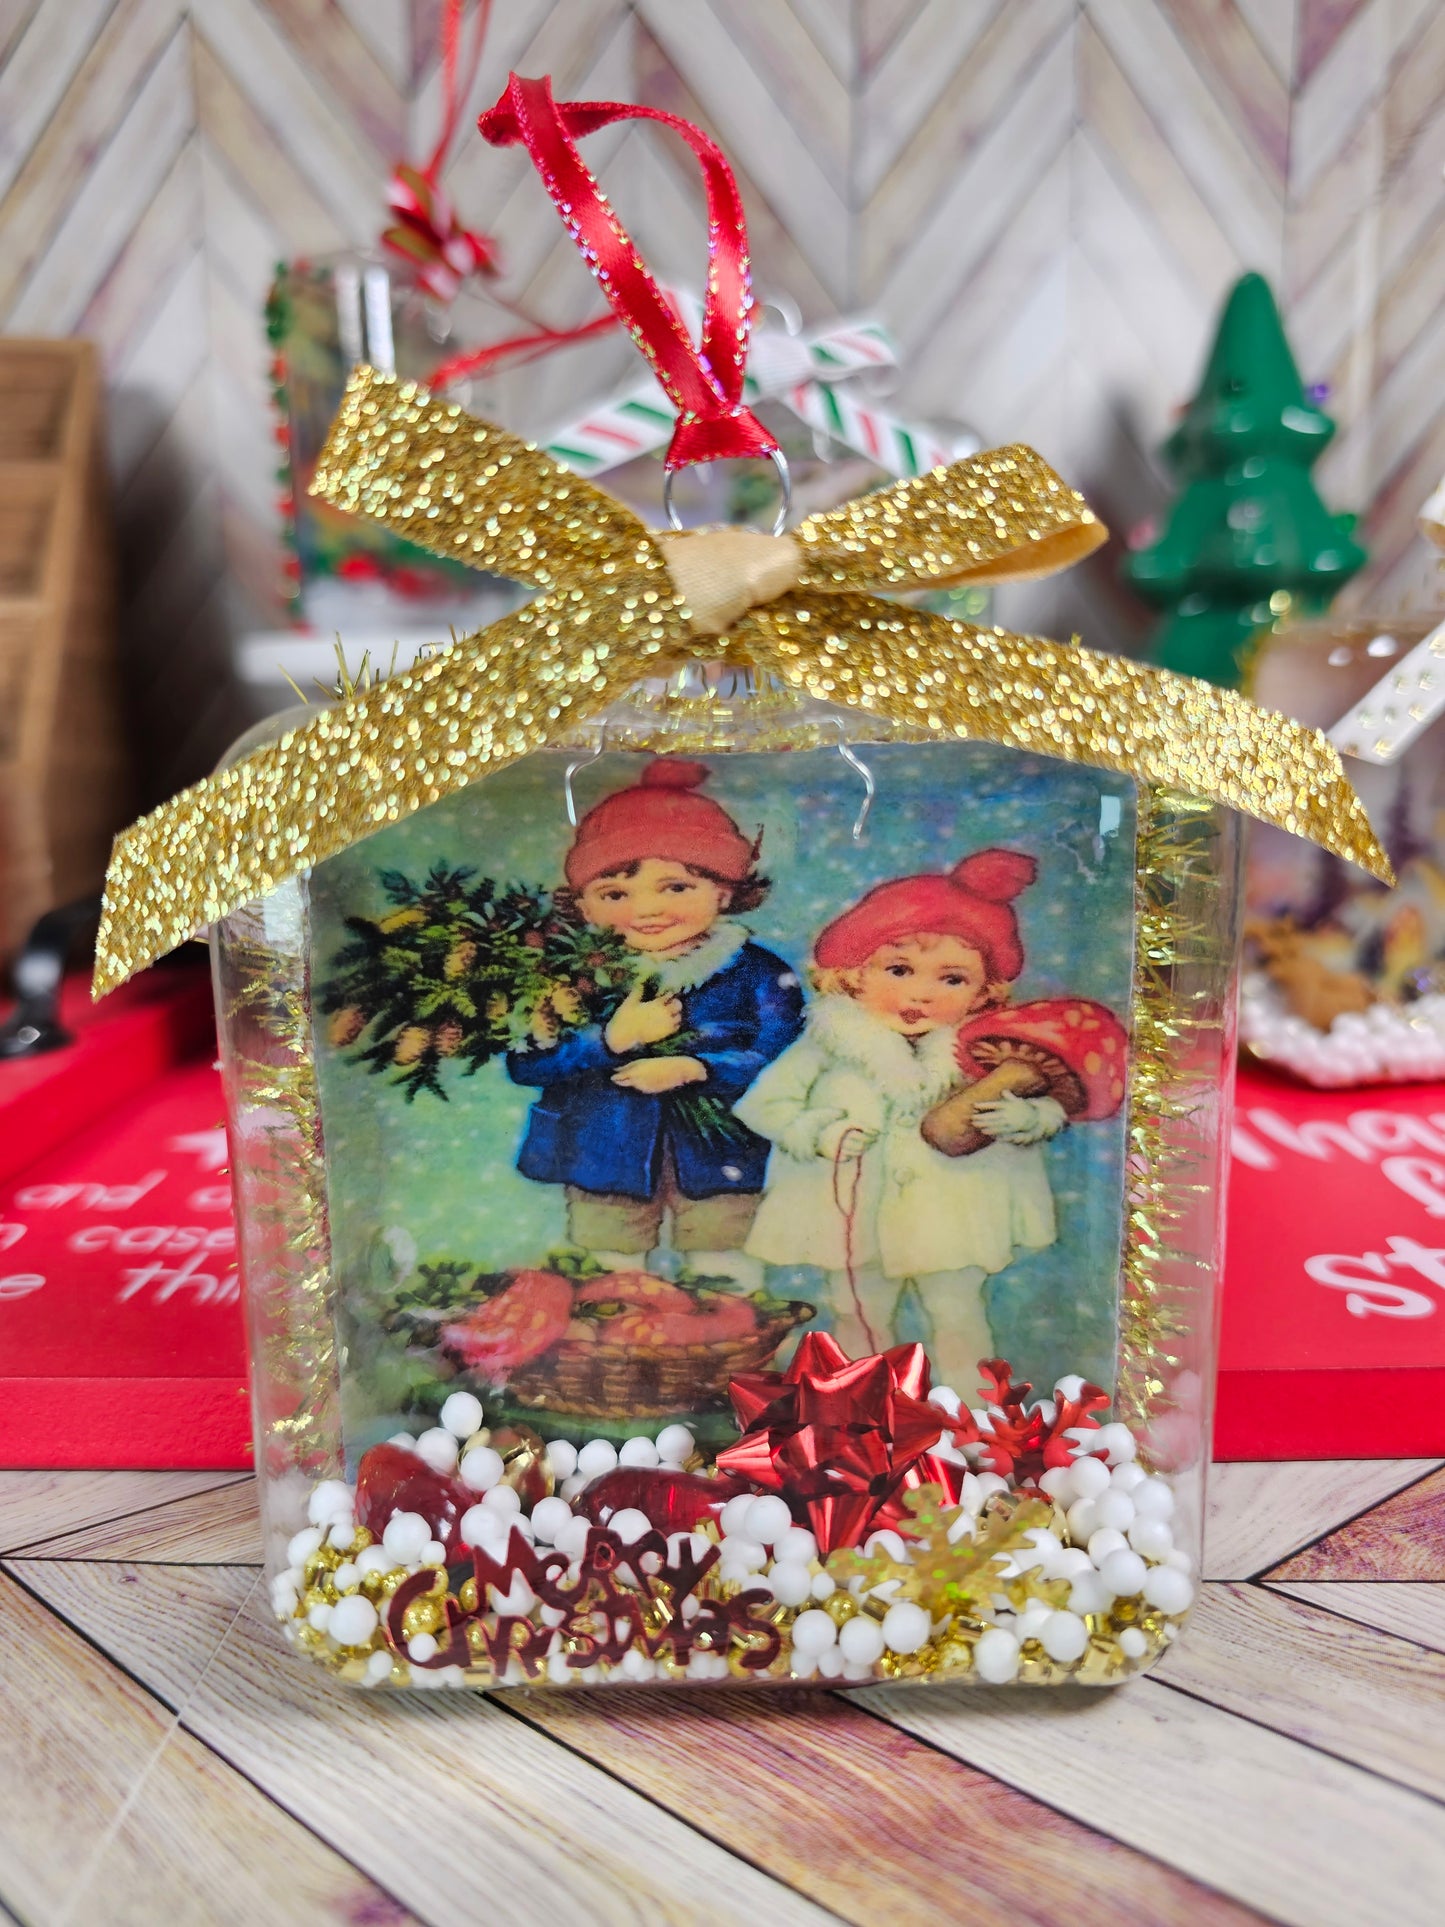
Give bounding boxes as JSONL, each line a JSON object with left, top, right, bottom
{"left": 580, "top": 858, "right": 729, "bottom": 954}
{"left": 856, "top": 937, "right": 993, "bottom": 1035}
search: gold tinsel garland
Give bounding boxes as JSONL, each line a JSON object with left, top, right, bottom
{"left": 217, "top": 902, "right": 340, "bottom": 1473}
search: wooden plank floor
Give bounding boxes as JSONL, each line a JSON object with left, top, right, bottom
{"left": 0, "top": 1461, "right": 1442, "bottom": 1926}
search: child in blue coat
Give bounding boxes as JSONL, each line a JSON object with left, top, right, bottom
{"left": 507, "top": 759, "right": 803, "bottom": 1290}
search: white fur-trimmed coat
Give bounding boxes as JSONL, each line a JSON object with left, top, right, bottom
{"left": 734, "top": 994, "right": 1058, "bottom": 1278}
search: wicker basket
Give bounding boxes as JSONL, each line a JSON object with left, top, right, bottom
{"left": 505, "top": 1301, "right": 814, "bottom": 1421}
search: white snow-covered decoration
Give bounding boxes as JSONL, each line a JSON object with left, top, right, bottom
{"left": 1241, "top": 969, "right": 1445, "bottom": 1087}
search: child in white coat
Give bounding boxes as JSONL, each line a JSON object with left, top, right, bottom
{"left": 734, "top": 849, "right": 1066, "bottom": 1389}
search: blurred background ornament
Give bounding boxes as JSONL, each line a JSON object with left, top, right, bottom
{"left": 1240, "top": 474, "right": 1445, "bottom": 1085}
{"left": 1124, "top": 272, "right": 1367, "bottom": 689}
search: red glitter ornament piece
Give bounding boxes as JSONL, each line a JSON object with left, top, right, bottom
{"left": 574, "top": 1465, "right": 748, "bottom": 1535}
{"left": 354, "top": 1442, "right": 470, "bottom": 1559}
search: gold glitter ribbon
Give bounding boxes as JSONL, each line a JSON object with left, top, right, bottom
{"left": 94, "top": 366, "right": 1389, "bottom": 996}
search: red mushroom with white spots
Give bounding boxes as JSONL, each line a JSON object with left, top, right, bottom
{"left": 921, "top": 997, "right": 1129, "bottom": 1157}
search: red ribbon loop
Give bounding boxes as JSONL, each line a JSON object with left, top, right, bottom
{"left": 480, "top": 72, "right": 779, "bottom": 472}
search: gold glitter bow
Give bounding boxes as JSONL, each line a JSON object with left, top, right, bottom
{"left": 93, "top": 366, "right": 1389, "bottom": 996}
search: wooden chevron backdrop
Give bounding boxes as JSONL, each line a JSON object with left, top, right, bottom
{"left": 1, "top": 0, "right": 1442, "bottom": 794}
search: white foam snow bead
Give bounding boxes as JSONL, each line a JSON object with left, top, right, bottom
{"left": 1095, "top": 1422, "right": 1138, "bottom": 1464}
{"left": 1040, "top": 1609, "right": 1090, "bottom": 1663}
{"left": 1118, "top": 1627, "right": 1149, "bottom": 1659}
{"left": 414, "top": 1427, "right": 460, "bottom": 1475}
{"left": 529, "top": 1497, "right": 574, "bottom": 1544}
{"left": 1037, "top": 1465, "right": 1074, "bottom": 1503}
{"left": 306, "top": 1602, "right": 332, "bottom": 1631}
{"left": 720, "top": 1536, "right": 767, "bottom": 1572}
{"left": 459, "top": 1506, "right": 512, "bottom": 1552}
{"left": 354, "top": 1545, "right": 392, "bottom": 1577}
{"left": 1098, "top": 1548, "right": 1148, "bottom": 1597}
{"left": 882, "top": 1601, "right": 931, "bottom": 1654}
{"left": 328, "top": 1524, "right": 356, "bottom": 1552}
{"left": 774, "top": 1525, "right": 818, "bottom": 1565}
{"left": 408, "top": 1633, "right": 439, "bottom": 1663}
{"left": 364, "top": 1649, "right": 395, "bottom": 1684}
{"left": 744, "top": 1494, "right": 795, "bottom": 1545}
{"left": 418, "top": 1539, "right": 446, "bottom": 1567}
{"left": 719, "top": 1493, "right": 758, "bottom": 1538}
{"left": 1142, "top": 1566, "right": 1195, "bottom": 1615}
{"left": 386, "top": 1433, "right": 419, "bottom": 1452}
{"left": 974, "top": 1627, "right": 1022, "bottom": 1683}
{"left": 1127, "top": 1517, "right": 1174, "bottom": 1560}
{"left": 1067, "top": 1571, "right": 1111, "bottom": 1616}
{"left": 1013, "top": 1528, "right": 1061, "bottom": 1575}
{"left": 307, "top": 1480, "right": 354, "bottom": 1527}
{"left": 815, "top": 1648, "right": 845, "bottom": 1679}
{"left": 560, "top": 1473, "right": 588, "bottom": 1503}
{"left": 1093, "top": 1489, "right": 1136, "bottom": 1533}
{"left": 1052, "top": 1548, "right": 1093, "bottom": 1579}
{"left": 974, "top": 1472, "right": 1008, "bottom": 1501}
{"left": 827, "top": 1618, "right": 881, "bottom": 1671}
{"left": 863, "top": 1528, "right": 907, "bottom": 1562}
{"left": 1054, "top": 1373, "right": 1087, "bottom": 1402}
{"left": 655, "top": 1424, "right": 694, "bottom": 1466}
{"left": 326, "top": 1594, "right": 379, "bottom": 1645}
{"left": 481, "top": 1484, "right": 521, "bottom": 1514}
{"left": 439, "top": 1390, "right": 484, "bottom": 1439}
{"left": 811, "top": 1571, "right": 836, "bottom": 1601}
{"left": 1015, "top": 1602, "right": 1052, "bottom": 1642}
{"left": 1110, "top": 1462, "right": 1148, "bottom": 1493}
{"left": 1132, "top": 1476, "right": 1176, "bottom": 1520}
{"left": 545, "top": 1438, "right": 578, "bottom": 1480}
{"left": 459, "top": 1445, "right": 504, "bottom": 1492}
{"left": 554, "top": 1514, "right": 593, "bottom": 1559}
{"left": 607, "top": 1508, "right": 653, "bottom": 1544}
{"left": 575, "top": 1439, "right": 619, "bottom": 1480}
{"left": 619, "top": 1435, "right": 660, "bottom": 1469}
{"left": 767, "top": 1561, "right": 814, "bottom": 1607}
{"left": 270, "top": 1574, "right": 299, "bottom": 1615}
{"left": 332, "top": 1561, "right": 360, "bottom": 1592}
{"left": 1068, "top": 1455, "right": 1112, "bottom": 1500}
{"left": 791, "top": 1608, "right": 839, "bottom": 1656}
{"left": 287, "top": 1526, "right": 325, "bottom": 1567}
{"left": 927, "top": 1385, "right": 962, "bottom": 1417}
{"left": 1065, "top": 1499, "right": 1100, "bottom": 1544}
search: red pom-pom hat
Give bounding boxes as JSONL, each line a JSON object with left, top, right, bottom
{"left": 813, "top": 848, "right": 1037, "bottom": 981}
{"left": 564, "top": 757, "right": 757, "bottom": 891}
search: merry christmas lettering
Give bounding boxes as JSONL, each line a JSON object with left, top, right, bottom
{"left": 384, "top": 1519, "right": 781, "bottom": 1678}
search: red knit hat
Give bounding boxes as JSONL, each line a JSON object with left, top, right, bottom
{"left": 813, "top": 848, "right": 1037, "bottom": 981}
{"left": 565, "top": 758, "right": 756, "bottom": 891}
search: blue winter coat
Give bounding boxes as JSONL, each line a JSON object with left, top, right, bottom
{"left": 507, "top": 939, "right": 804, "bottom": 1200}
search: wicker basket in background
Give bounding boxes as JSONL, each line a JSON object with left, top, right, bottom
{"left": 505, "top": 1302, "right": 814, "bottom": 1422}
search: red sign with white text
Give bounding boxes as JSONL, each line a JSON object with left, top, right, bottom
{"left": 1219, "top": 1063, "right": 1445, "bottom": 1458}
{"left": 0, "top": 1057, "right": 251, "bottom": 1468}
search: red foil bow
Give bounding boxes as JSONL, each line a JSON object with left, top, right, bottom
{"left": 382, "top": 161, "right": 499, "bottom": 302}
{"left": 717, "top": 1332, "right": 952, "bottom": 1555}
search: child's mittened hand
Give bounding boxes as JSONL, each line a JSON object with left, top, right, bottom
{"left": 816, "top": 1117, "right": 878, "bottom": 1161}
{"left": 611, "top": 1055, "right": 707, "bottom": 1094}
{"left": 605, "top": 980, "right": 683, "bottom": 1053}
{"left": 971, "top": 1093, "right": 1069, "bottom": 1146}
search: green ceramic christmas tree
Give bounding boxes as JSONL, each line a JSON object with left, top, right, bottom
{"left": 1125, "top": 271, "right": 1366, "bottom": 687}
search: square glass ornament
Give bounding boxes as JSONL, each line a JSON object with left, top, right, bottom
{"left": 97, "top": 73, "right": 1387, "bottom": 1695}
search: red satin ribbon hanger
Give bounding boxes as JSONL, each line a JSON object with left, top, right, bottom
{"left": 480, "top": 72, "right": 780, "bottom": 475}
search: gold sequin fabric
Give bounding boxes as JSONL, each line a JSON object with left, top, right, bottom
{"left": 94, "top": 366, "right": 1389, "bottom": 996}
